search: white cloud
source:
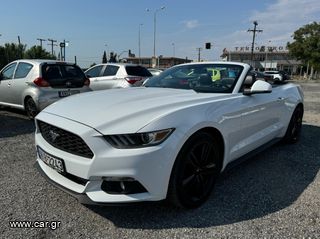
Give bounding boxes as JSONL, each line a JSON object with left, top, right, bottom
{"left": 209, "top": 0, "right": 320, "bottom": 60}
{"left": 183, "top": 20, "right": 199, "bottom": 29}
{"left": 249, "top": 0, "right": 320, "bottom": 44}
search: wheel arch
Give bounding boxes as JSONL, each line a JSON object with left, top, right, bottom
{"left": 196, "top": 127, "right": 225, "bottom": 169}
{"left": 23, "top": 95, "right": 33, "bottom": 110}
{"left": 169, "top": 126, "right": 226, "bottom": 181}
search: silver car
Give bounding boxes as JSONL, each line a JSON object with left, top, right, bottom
{"left": 0, "top": 59, "right": 91, "bottom": 118}
{"left": 85, "top": 63, "right": 152, "bottom": 90}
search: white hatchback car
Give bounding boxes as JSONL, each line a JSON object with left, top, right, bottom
{"left": 35, "top": 62, "right": 303, "bottom": 208}
{"left": 0, "top": 59, "right": 91, "bottom": 118}
{"left": 85, "top": 63, "right": 152, "bottom": 90}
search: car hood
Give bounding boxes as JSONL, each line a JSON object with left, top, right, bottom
{"left": 43, "top": 87, "right": 229, "bottom": 134}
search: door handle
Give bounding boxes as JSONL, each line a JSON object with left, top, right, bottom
{"left": 277, "top": 97, "right": 285, "bottom": 101}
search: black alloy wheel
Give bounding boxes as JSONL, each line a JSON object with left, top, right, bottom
{"left": 25, "top": 98, "right": 39, "bottom": 119}
{"left": 283, "top": 105, "right": 303, "bottom": 144}
{"left": 167, "top": 132, "right": 222, "bottom": 208}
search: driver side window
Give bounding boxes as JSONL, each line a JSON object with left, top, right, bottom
{"left": 1, "top": 63, "right": 17, "bottom": 80}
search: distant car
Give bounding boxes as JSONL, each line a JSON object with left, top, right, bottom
{"left": 264, "top": 70, "right": 290, "bottom": 82}
{"left": 147, "top": 68, "right": 163, "bottom": 76}
{"left": 35, "top": 62, "right": 303, "bottom": 208}
{"left": 85, "top": 63, "right": 152, "bottom": 90}
{"left": 0, "top": 59, "right": 91, "bottom": 118}
{"left": 251, "top": 71, "right": 266, "bottom": 81}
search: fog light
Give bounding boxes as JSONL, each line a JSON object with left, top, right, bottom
{"left": 101, "top": 178, "right": 147, "bottom": 195}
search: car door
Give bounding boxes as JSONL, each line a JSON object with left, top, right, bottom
{"left": 0, "top": 62, "right": 17, "bottom": 105}
{"left": 96, "top": 65, "right": 120, "bottom": 89}
{"left": 9, "top": 62, "right": 34, "bottom": 106}
{"left": 236, "top": 74, "right": 285, "bottom": 157}
{"left": 85, "top": 65, "right": 104, "bottom": 91}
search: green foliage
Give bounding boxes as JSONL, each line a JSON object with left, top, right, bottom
{"left": 287, "top": 21, "right": 320, "bottom": 70}
{"left": 109, "top": 52, "right": 117, "bottom": 63}
{"left": 0, "top": 43, "right": 55, "bottom": 69}
{"left": 0, "top": 43, "right": 26, "bottom": 68}
{"left": 102, "top": 50, "right": 107, "bottom": 63}
{"left": 24, "top": 46, "right": 56, "bottom": 60}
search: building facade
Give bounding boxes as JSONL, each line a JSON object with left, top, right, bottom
{"left": 220, "top": 46, "right": 301, "bottom": 73}
{"left": 124, "top": 57, "right": 192, "bottom": 69}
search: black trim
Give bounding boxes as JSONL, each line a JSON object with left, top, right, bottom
{"left": 223, "top": 138, "right": 281, "bottom": 172}
{"left": 243, "top": 90, "right": 272, "bottom": 96}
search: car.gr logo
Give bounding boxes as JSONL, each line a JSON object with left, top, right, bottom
{"left": 49, "top": 130, "right": 60, "bottom": 142}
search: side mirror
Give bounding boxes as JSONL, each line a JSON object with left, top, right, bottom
{"left": 243, "top": 80, "right": 272, "bottom": 95}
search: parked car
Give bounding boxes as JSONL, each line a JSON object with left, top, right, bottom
{"left": 0, "top": 59, "right": 91, "bottom": 118}
{"left": 147, "top": 68, "right": 163, "bottom": 76}
{"left": 251, "top": 71, "right": 267, "bottom": 81}
{"left": 35, "top": 62, "right": 303, "bottom": 208}
{"left": 85, "top": 63, "right": 152, "bottom": 90}
{"left": 264, "top": 70, "right": 290, "bottom": 82}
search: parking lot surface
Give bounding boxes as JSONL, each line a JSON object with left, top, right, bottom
{"left": 0, "top": 81, "right": 319, "bottom": 238}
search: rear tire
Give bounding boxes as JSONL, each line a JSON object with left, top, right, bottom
{"left": 283, "top": 105, "right": 303, "bottom": 144}
{"left": 167, "top": 132, "right": 222, "bottom": 209}
{"left": 25, "top": 97, "right": 39, "bottom": 119}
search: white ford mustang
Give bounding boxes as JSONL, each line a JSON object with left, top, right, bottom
{"left": 35, "top": 62, "right": 303, "bottom": 208}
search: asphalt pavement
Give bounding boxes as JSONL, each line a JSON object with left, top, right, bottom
{"left": 0, "top": 81, "right": 319, "bottom": 239}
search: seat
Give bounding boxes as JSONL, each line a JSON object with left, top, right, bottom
{"left": 198, "top": 74, "right": 212, "bottom": 86}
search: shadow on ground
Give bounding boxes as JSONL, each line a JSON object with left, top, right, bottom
{"left": 0, "top": 108, "right": 35, "bottom": 138}
{"left": 87, "top": 124, "right": 320, "bottom": 229}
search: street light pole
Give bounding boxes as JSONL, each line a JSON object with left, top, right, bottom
{"left": 139, "top": 24, "right": 143, "bottom": 64}
{"left": 147, "top": 6, "right": 165, "bottom": 59}
{"left": 172, "top": 43, "right": 175, "bottom": 57}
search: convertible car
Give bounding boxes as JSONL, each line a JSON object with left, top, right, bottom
{"left": 35, "top": 62, "right": 304, "bottom": 208}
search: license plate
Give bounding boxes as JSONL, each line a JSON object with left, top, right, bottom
{"left": 59, "top": 90, "right": 80, "bottom": 97}
{"left": 37, "top": 146, "right": 65, "bottom": 174}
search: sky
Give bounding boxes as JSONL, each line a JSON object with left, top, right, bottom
{"left": 0, "top": 0, "right": 319, "bottom": 68}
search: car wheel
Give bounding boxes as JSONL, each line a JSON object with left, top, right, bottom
{"left": 167, "top": 132, "right": 222, "bottom": 209}
{"left": 283, "top": 105, "right": 303, "bottom": 144}
{"left": 25, "top": 97, "right": 39, "bottom": 119}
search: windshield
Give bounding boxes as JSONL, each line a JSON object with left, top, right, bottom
{"left": 144, "top": 64, "right": 243, "bottom": 93}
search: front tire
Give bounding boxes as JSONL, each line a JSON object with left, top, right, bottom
{"left": 25, "top": 97, "right": 39, "bottom": 119}
{"left": 167, "top": 132, "right": 222, "bottom": 209}
{"left": 283, "top": 105, "right": 303, "bottom": 144}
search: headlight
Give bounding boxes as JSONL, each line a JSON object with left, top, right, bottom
{"left": 104, "top": 128, "right": 174, "bottom": 148}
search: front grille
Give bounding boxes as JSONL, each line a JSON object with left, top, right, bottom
{"left": 37, "top": 120, "right": 94, "bottom": 158}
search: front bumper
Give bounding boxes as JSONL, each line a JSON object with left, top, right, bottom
{"left": 35, "top": 112, "right": 178, "bottom": 204}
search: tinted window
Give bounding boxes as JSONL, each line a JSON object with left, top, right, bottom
{"left": 145, "top": 64, "right": 243, "bottom": 93}
{"left": 1, "top": 63, "right": 17, "bottom": 80}
{"left": 103, "top": 65, "right": 119, "bottom": 76}
{"left": 42, "top": 64, "right": 86, "bottom": 88}
{"left": 85, "top": 65, "right": 103, "bottom": 77}
{"left": 15, "top": 62, "right": 33, "bottom": 79}
{"left": 125, "top": 66, "right": 152, "bottom": 77}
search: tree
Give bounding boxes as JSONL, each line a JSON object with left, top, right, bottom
{"left": 287, "top": 21, "right": 320, "bottom": 76}
{"left": 109, "top": 52, "right": 117, "bottom": 63}
{"left": 0, "top": 43, "right": 26, "bottom": 69}
{"left": 24, "top": 45, "right": 56, "bottom": 59}
{"left": 102, "top": 50, "right": 107, "bottom": 63}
